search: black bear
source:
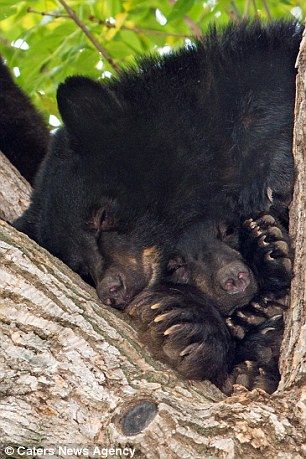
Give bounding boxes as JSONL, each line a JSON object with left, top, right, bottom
{"left": 0, "top": 57, "right": 49, "bottom": 185}
{"left": 13, "top": 20, "right": 301, "bottom": 388}
{"left": 132, "top": 212, "right": 291, "bottom": 391}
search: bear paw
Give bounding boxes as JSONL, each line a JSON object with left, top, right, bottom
{"left": 223, "top": 315, "right": 282, "bottom": 394}
{"left": 226, "top": 296, "right": 286, "bottom": 339}
{"left": 126, "top": 284, "right": 234, "bottom": 387}
{"left": 242, "top": 213, "right": 293, "bottom": 296}
{"left": 224, "top": 360, "right": 280, "bottom": 395}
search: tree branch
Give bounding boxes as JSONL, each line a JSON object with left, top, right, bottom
{"left": 56, "top": 0, "right": 120, "bottom": 73}
{"left": 27, "top": 8, "right": 191, "bottom": 39}
{"left": 0, "top": 219, "right": 305, "bottom": 456}
{"left": 0, "top": 153, "right": 31, "bottom": 222}
{"left": 279, "top": 26, "right": 306, "bottom": 390}
{"left": 27, "top": 7, "right": 69, "bottom": 19}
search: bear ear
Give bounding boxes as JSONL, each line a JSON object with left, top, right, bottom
{"left": 57, "top": 76, "right": 123, "bottom": 136}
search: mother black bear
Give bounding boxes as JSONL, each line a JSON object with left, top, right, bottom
{"left": 14, "top": 20, "right": 301, "bottom": 387}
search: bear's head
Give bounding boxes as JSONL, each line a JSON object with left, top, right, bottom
{"left": 53, "top": 76, "right": 259, "bottom": 312}
{"left": 166, "top": 221, "right": 258, "bottom": 315}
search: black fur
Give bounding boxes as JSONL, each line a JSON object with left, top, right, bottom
{"left": 13, "top": 21, "right": 301, "bottom": 388}
{"left": 0, "top": 57, "right": 49, "bottom": 184}
{"left": 123, "top": 213, "right": 291, "bottom": 391}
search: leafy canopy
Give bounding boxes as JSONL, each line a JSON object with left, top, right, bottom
{"left": 0, "top": 0, "right": 304, "bottom": 125}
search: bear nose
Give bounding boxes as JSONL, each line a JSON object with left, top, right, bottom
{"left": 108, "top": 277, "right": 123, "bottom": 295}
{"left": 97, "top": 275, "right": 127, "bottom": 309}
{"left": 217, "top": 262, "right": 251, "bottom": 294}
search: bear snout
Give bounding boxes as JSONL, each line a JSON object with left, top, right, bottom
{"left": 217, "top": 262, "right": 251, "bottom": 294}
{"left": 96, "top": 265, "right": 151, "bottom": 310}
{"left": 97, "top": 273, "right": 128, "bottom": 309}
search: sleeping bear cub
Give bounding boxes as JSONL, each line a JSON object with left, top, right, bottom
{"left": 130, "top": 213, "right": 291, "bottom": 392}
{"left": 14, "top": 21, "right": 301, "bottom": 390}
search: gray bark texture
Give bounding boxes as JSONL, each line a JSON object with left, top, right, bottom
{"left": 0, "top": 31, "right": 304, "bottom": 459}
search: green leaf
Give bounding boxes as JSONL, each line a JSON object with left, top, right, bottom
{"left": 0, "top": 6, "right": 17, "bottom": 21}
{"left": 167, "top": 0, "right": 195, "bottom": 22}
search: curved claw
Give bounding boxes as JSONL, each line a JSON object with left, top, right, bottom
{"left": 252, "top": 226, "right": 263, "bottom": 237}
{"left": 260, "top": 327, "right": 276, "bottom": 335}
{"left": 266, "top": 188, "right": 273, "bottom": 203}
{"left": 265, "top": 250, "right": 274, "bottom": 262}
{"left": 225, "top": 318, "right": 246, "bottom": 339}
{"left": 179, "top": 342, "right": 201, "bottom": 357}
{"left": 151, "top": 302, "right": 162, "bottom": 310}
{"left": 154, "top": 312, "right": 172, "bottom": 323}
{"left": 164, "top": 324, "right": 184, "bottom": 336}
{"left": 244, "top": 218, "right": 254, "bottom": 227}
{"left": 250, "top": 301, "right": 263, "bottom": 310}
{"left": 258, "top": 235, "right": 269, "bottom": 247}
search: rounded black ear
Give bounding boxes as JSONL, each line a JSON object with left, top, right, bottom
{"left": 57, "top": 76, "right": 123, "bottom": 136}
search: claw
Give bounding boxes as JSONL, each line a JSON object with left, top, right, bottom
{"left": 260, "top": 327, "right": 276, "bottom": 335}
{"left": 244, "top": 218, "right": 254, "bottom": 227}
{"left": 250, "top": 302, "right": 263, "bottom": 310}
{"left": 267, "top": 226, "right": 283, "bottom": 239}
{"left": 151, "top": 302, "right": 162, "bottom": 310}
{"left": 179, "top": 342, "right": 200, "bottom": 357}
{"left": 252, "top": 226, "right": 262, "bottom": 237}
{"left": 267, "top": 188, "right": 273, "bottom": 203}
{"left": 225, "top": 318, "right": 246, "bottom": 339}
{"left": 245, "top": 360, "right": 254, "bottom": 371}
{"left": 270, "top": 314, "right": 283, "bottom": 321}
{"left": 154, "top": 312, "right": 171, "bottom": 323}
{"left": 164, "top": 324, "right": 183, "bottom": 336}
{"left": 236, "top": 310, "right": 265, "bottom": 325}
{"left": 262, "top": 296, "right": 272, "bottom": 304}
{"left": 258, "top": 235, "right": 269, "bottom": 247}
{"left": 265, "top": 250, "right": 274, "bottom": 262}
{"left": 237, "top": 311, "right": 248, "bottom": 319}
{"left": 265, "top": 306, "right": 284, "bottom": 318}
{"left": 274, "top": 241, "right": 289, "bottom": 255}
{"left": 225, "top": 317, "right": 234, "bottom": 327}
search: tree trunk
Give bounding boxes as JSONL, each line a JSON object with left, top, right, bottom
{"left": 0, "top": 153, "right": 31, "bottom": 222}
{"left": 0, "top": 35, "right": 305, "bottom": 459}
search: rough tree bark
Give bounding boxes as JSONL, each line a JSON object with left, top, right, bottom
{"left": 0, "top": 153, "right": 31, "bottom": 222}
{"left": 0, "top": 37, "right": 305, "bottom": 459}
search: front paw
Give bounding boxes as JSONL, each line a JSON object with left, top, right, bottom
{"left": 226, "top": 296, "right": 286, "bottom": 339}
{"left": 242, "top": 213, "right": 293, "bottom": 296}
{"left": 224, "top": 360, "right": 280, "bottom": 395}
{"left": 126, "top": 284, "right": 234, "bottom": 387}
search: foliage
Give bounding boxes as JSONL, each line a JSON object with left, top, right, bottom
{"left": 0, "top": 0, "right": 304, "bottom": 125}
